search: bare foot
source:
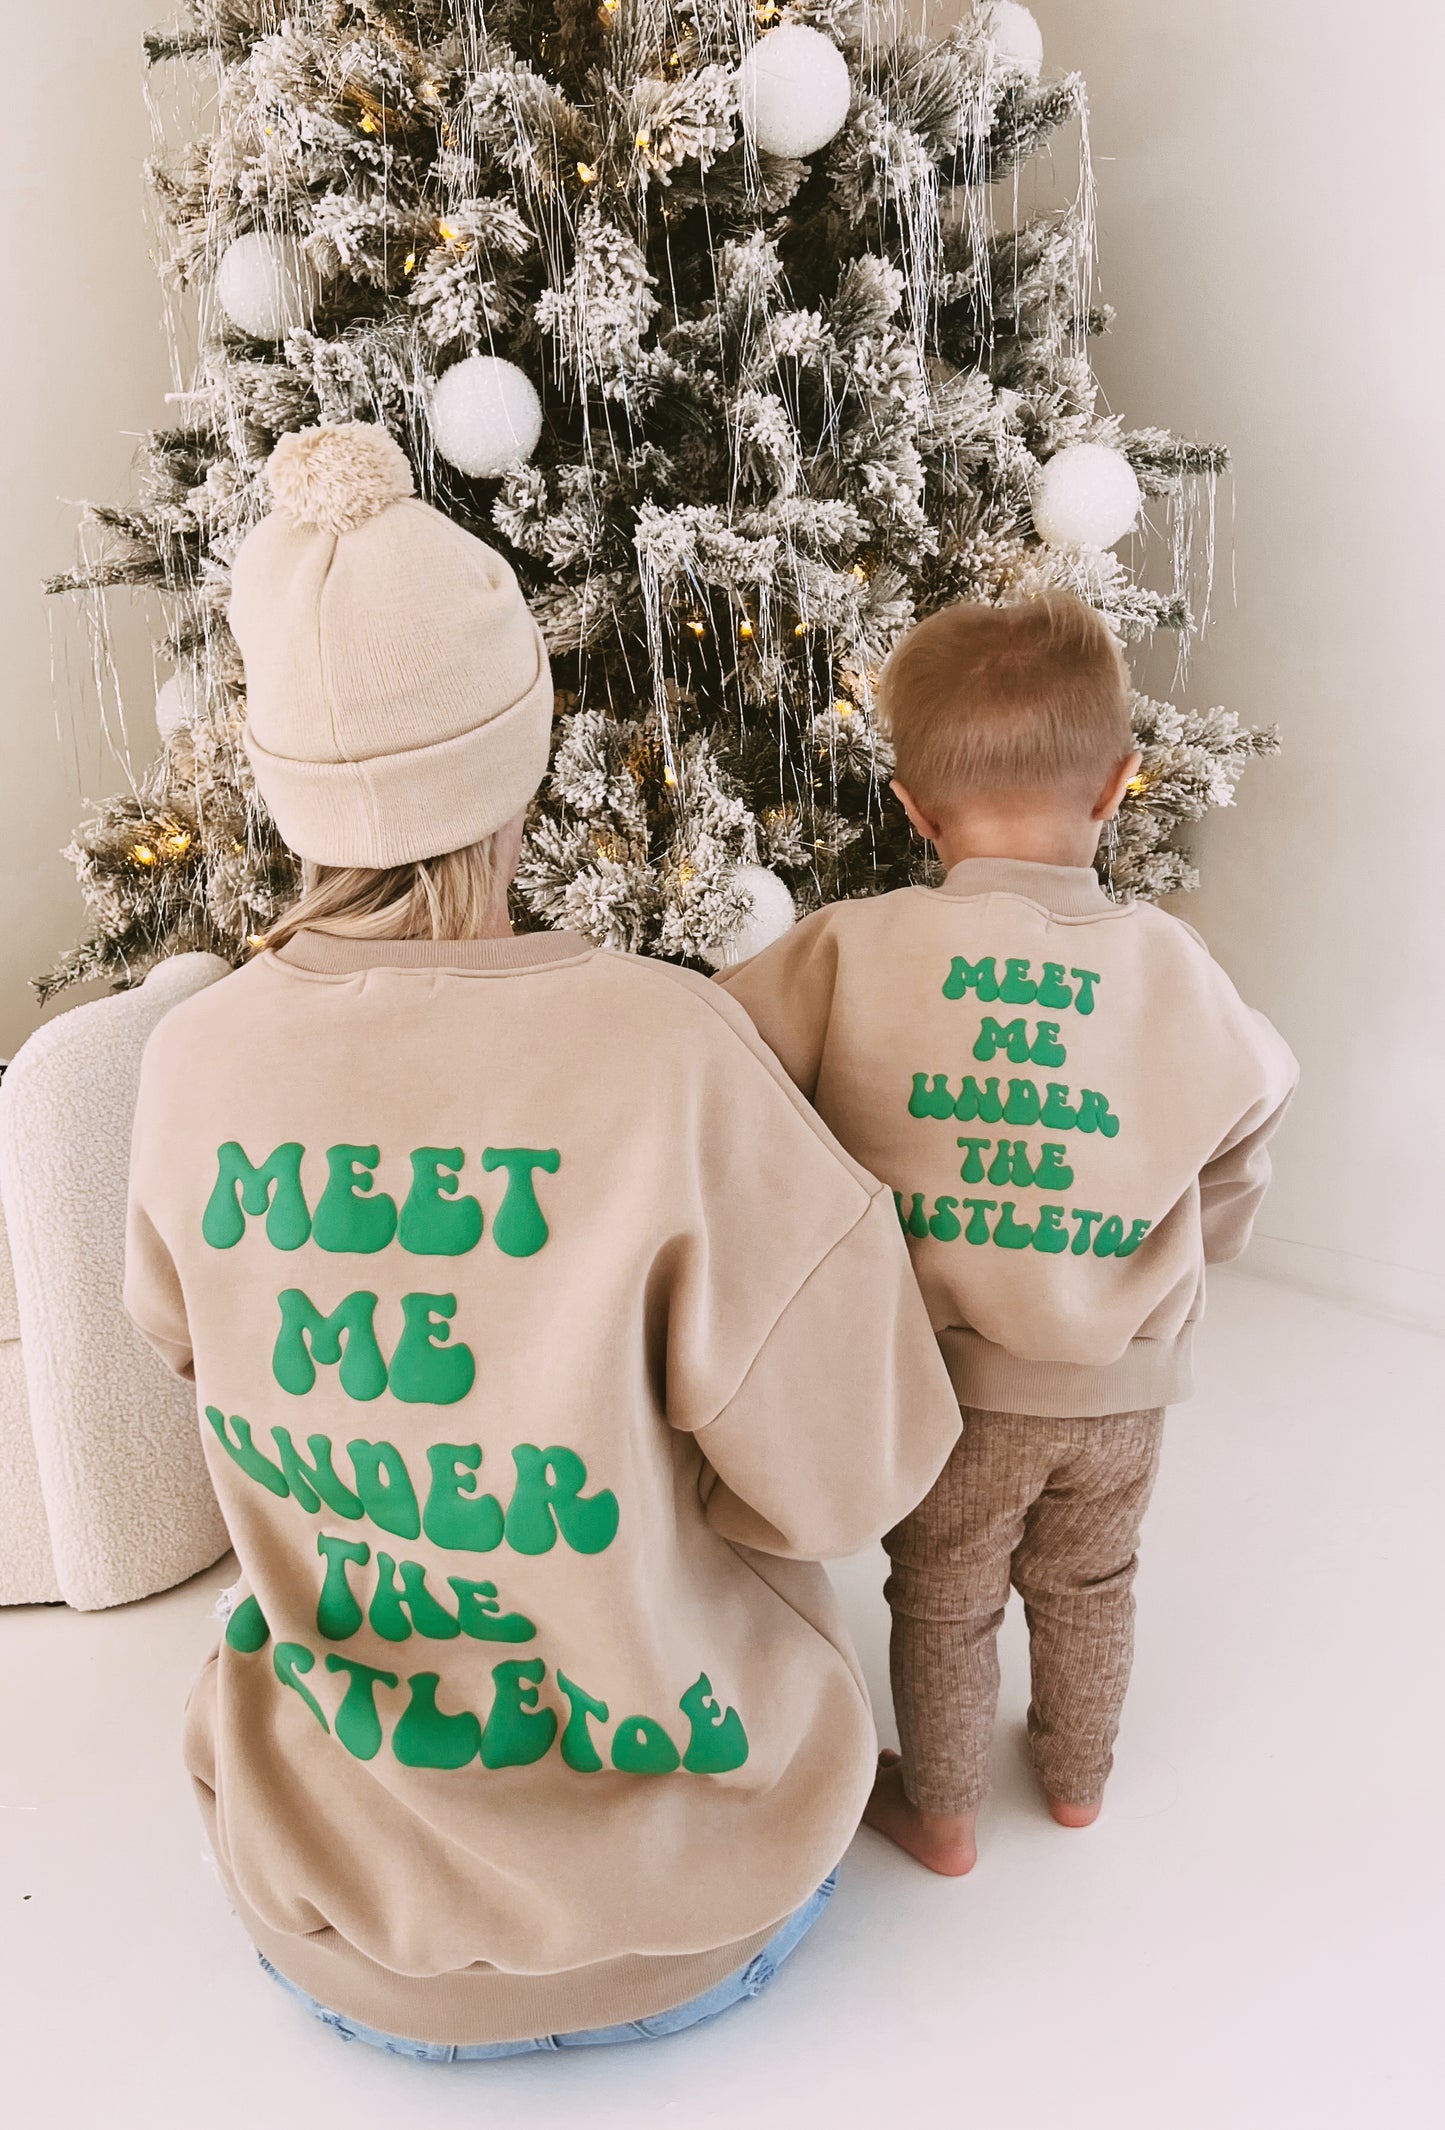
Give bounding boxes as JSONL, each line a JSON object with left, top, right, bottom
{"left": 863, "top": 1750, "right": 978, "bottom": 1876}
{"left": 1046, "top": 1794, "right": 1103, "bottom": 1828}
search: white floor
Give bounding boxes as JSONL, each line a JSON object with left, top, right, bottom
{"left": 4, "top": 1271, "right": 1442, "bottom": 2130}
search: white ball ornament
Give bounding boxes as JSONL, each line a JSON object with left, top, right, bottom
{"left": 987, "top": 2, "right": 1044, "bottom": 81}
{"left": 154, "top": 667, "right": 205, "bottom": 740}
{"left": 1032, "top": 443, "right": 1142, "bottom": 551}
{"left": 215, "top": 232, "right": 322, "bottom": 340}
{"left": 430, "top": 355, "right": 543, "bottom": 479}
{"left": 703, "top": 865, "right": 797, "bottom": 971}
{"left": 737, "top": 26, "right": 852, "bottom": 160}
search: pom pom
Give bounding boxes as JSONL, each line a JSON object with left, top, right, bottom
{"left": 1032, "top": 443, "right": 1142, "bottom": 550}
{"left": 431, "top": 356, "right": 543, "bottom": 479}
{"left": 155, "top": 666, "right": 205, "bottom": 740}
{"left": 267, "top": 423, "right": 415, "bottom": 536}
{"left": 737, "top": 26, "right": 852, "bottom": 160}
{"left": 702, "top": 865, "right": 797, "bottom": 970}
{"left": 215, "top": 231, "right": 322, "bottom": 340}
{"left": 986, "top": 3, "right": 1044, "bottom": 81}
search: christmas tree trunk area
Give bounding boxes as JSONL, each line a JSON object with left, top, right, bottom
{"left": 41, "top": 0, "right": 1276, "bottom": 998}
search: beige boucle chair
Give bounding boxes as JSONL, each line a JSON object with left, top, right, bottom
{"left": 0, "top": 1196, "right": 58, "bottom": 1602}
{"left": 0, "top": 955, "right": 233, "bottom": 1608}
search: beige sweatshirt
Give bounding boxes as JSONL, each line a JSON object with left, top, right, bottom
{"left": 717, "top": 859, "right": 1298, "bottom": 1418}
{"left": 124, "top": 930, "right": 959, "bottom": 2045}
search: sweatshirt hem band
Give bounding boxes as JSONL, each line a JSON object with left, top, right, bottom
{"left": 230, "top": 1884, "right": 784, "bottom": 2048}
{"left": 938, "top": 1324, "right": 1195, "bottom": 1417}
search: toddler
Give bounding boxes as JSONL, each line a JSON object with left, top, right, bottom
{"left": 718, "top": 592, "right": 1297, "bottom": 1874}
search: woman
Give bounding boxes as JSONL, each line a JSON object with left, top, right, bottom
{"left": 125, "top": 423, "right": 960, "bottom": 2059}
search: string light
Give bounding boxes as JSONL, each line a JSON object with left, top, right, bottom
{"left": 635, "top": 130, "right": 651, "bottom": 150}
{"left": 833, "top": 699, "right": 854, "bottom": 719}
{"left": 576, "top": 162, "right": 599, "bottom": 185}
{"left": 849, "top": 562, "right": 868, "bottom": 584}
{"left": 247, "top": 934, "right": 268, "bottom": 951}
{"left": 738, "top": 619, "right": 754, "bottom": 639}
{"left": 130, "top": 844, "right": 156, "bottom": 867}
{"left": 687, "top": 616, "right": 707, "bottom": 638}
{"left": 1126, "top": 773, "right": 1152, "bottom": 796}
{"left": 403, "top": 251, "right": 416, "bottom": 273}
{"left": 359, "top": 112, "right": 379, "bottom": 134}
{"left": 793, "top": 622, "right": 807, "bottom": 637}
{"left": 437, "top": 220, "right": 460, "bottom": 241}
{"left": 663, "top": 766, "right": 677, "bottom": 786}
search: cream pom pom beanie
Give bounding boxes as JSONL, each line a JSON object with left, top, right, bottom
{"left": 228, "top": 422, "right": 552, "bottom": 868}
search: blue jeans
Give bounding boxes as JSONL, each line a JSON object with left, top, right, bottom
{"left": 259, "top": 1873, "right": 838, "bottom": 2059}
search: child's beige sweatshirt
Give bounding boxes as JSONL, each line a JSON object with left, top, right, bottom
{"left": 717, "top": 858, "right": 1298, "bottom": 1418}
{"left": 124, "top": 931, "right": 960, "bottom": 2046}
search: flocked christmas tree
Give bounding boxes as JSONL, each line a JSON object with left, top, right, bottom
{"left": 42, "top": 0, "right": 1276, "bottom": 998}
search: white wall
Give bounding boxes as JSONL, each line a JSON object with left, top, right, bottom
{"left": 991, "top": 0, "right": 1445, "bottom": 1331}
{"left": 0, "top": 0, "right": 175, "bottom": 1059}
{"left": 6, "top": 3, "right": 1445, "bottom": 1329}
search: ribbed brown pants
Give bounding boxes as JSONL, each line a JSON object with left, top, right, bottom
{"left": 884, "top": 1406, "right": 1164, "bottom": 1814}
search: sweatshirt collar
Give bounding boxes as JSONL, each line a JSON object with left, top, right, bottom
{"left": 272, "top": 929, "right": 594, "bottom": 975}
{"left": 931, "top": 857, "right": 1114, "bottom": 918}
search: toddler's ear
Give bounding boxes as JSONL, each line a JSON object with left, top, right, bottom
{"left": 891, "top": 779, "right": 940, "bottom": 843}
{"left": 1094, "top": 751, "right": 1143, "bottom": 823}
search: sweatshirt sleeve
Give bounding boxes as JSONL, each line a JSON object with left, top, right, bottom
{"left": 688, "top": 1184, "right": 961, "bottom": 1559}
{"left": 713, "top": 909, "right": 841, "bottom": 1102}
{"left": 123, "top": 1045, "right": 194, "bottom": 1380}
{"left": 1199, "top": 1010, "right": 1299, "bottom": 1264}
{"left": 646, "top": 970, "right": 959, "bottom": 1560}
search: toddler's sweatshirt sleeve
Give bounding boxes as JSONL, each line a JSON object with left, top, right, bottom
{"left": 123, "top": 1041, "right": 194, "bottom": 1380}
{"left": 1199, "top": 1008, "right": 1299, "bottom": 1263}
{"left": 713, "top": 908, "right": 841, "bottom": 1101}
{"left": 657, "top": 973, "right": 960, "bottom": 1561}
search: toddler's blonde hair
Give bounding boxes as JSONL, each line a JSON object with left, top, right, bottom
{"left": 262, "top": 831, "right": 511, "bottom": 954}
{"left": 878, "top": 592, "right": 1132, "bottom": 807}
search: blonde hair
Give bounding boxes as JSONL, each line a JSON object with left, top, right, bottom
{"left": 878, "top": 593, "right": 1132, "bottom": 806}
{"left": 262, "top": 832, "right": 511, "bottom": 955}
